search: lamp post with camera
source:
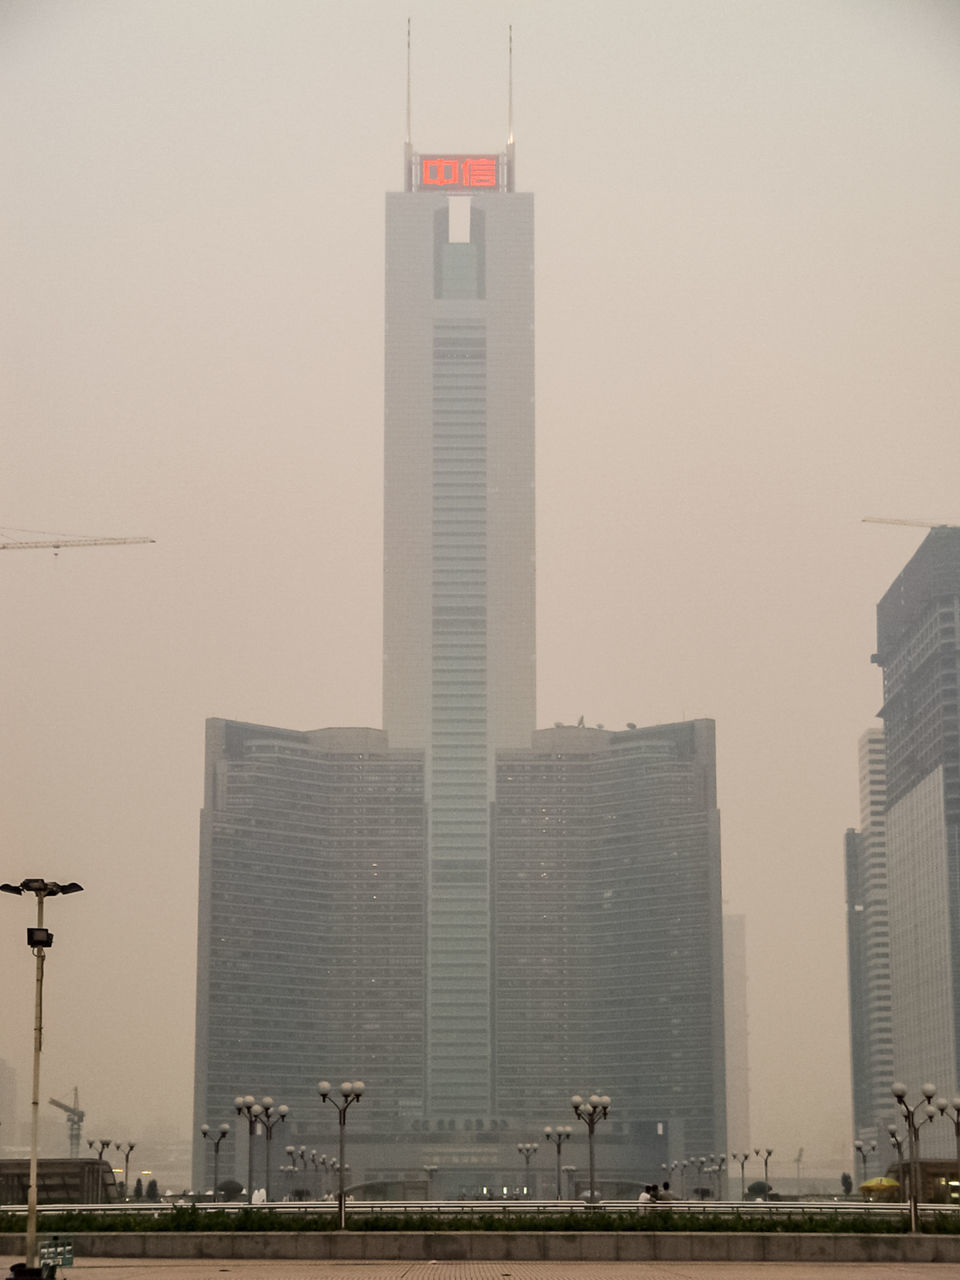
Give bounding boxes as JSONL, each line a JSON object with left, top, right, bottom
{"left": 1, "top": 877, "right": 84, "bottom": 1270}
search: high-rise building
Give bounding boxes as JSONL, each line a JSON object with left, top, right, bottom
{"left": 383, "top": 147, "right": 534, "bottom": 1120}
{"left": 867, "top": 526, "right": 960, "bottom": 1155}
{"left": 723, "top": 914, "right": 750, "bottom": 1156}
{"left": 192, "top": 119, "right": 725, "bottom": 1196}
{"left": 844, "top": 726, "right": 894, "bottom": 1169}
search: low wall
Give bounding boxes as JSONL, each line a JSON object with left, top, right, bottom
{"left": 3, "top": 1232, "right": 960, "bottom": 1264}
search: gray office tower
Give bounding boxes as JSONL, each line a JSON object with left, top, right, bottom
{"left": 844, "top": 727, "right": 895, "bottom": 1172}
{"left": 192, "top": 131, "right": 726, "bottom": 1197}
{"left": 859, "top": 527, "right": 960, "bottom": 1158}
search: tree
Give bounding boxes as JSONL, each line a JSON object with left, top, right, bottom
{"left": 133, "top": 1177, "right": 143, "bottom": 1201}
{"left": 145, "top": 1178, "right": 160, "bottom": 1201}
{"left": 746, "top": 1180, "right": 771, "bottom": 1200}
{"left": 218, "top": 1178, "right": 243, "bottom": 1202}
{"left": 841, "top": 1172, "right": 853, "bottom": 1197}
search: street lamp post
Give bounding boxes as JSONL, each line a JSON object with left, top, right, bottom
{"left": 318, "top": 1079, "right": 364, "bottom": 1227}
{"left": 561, "top": 1165, "right": 576, "bottom": 1199}
{"left": 87, "top": 1139, "right": 113, "bottom": 1203}
{"left": 731, "top": 1152, "right": 749, "bottom": 1201}
{"left": 571, "top": 1092, "right": 611, "bottom": 1205}
{"left": 934, "top": 1096, "right": 960, "bottom": 1203}
{"left": 234, "top": 1095, "right": 287, "bottom": 1203}
{"left": 543, "top": 1126, "right": 572, "bottom": 1199}
{"left": 517, "top": 1142, "right": 538, "bottom": 1197}
{"left": 1, "top": 877, "right": 83, "bottom": 1269}
{"left": 892, "top": 1081, "right": 939, "bottom": 1232}
{"left": 754, "top": 1147, "right": 773, "bottom": 1197}
{"left": 889, "top": 1131, "right": 906, "bottom": 1204}
{"left": 200, "top": 1124, "right": 229, "bottom": 1201}
{"left": 256, "top": 1098, "right": 289, "bottom": 1201}
{"left": 285, "top": 1145, "right": 309, "bottom": 1200}
{"left": 853, "top": 1139, "right": 876, "bottom": 1188}
{"left": 423, "top": 1164, "right": 438, "bottom": 1198}
{"left": 678, "top": 1159, "right": 690, "bottom": 1198}
{"left": 309, "top": 1150, "right": 326, "bottom": 1200}
{"left": 115, "top": 1142, "right": 136, "bottom": 1200}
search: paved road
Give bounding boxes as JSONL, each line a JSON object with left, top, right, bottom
{"left": 3, "top": 1260, "right": 956, "bottom": 1279}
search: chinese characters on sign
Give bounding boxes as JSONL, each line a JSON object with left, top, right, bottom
{"left": 419, "top": 155, "right": 499, "bottom": 191}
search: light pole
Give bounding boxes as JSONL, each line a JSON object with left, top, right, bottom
{"left": 678, "top": 1159, "right": 690, "bottom": 1198}
{"left": 285, "top": 1144, "right": 308, "bottom": 1200}
{"left": 87, "top": 1138, "right": 113, "bottom": 1203}
{"left": 235, "top": 1096, "right": 262, "bottom": 1203}
{"left": 571, "top": 1092, "right": 610, "bottom": 1205}
{"left": 256, "top": 1098, "right": 289, "bottom": 1201}
{"left": 115, "top": 1142, "right": 136, "bottom": 1200}
{"left": 892, "top": 1081, "right": 939, "bottom": 1232}
{"left": 423, "top": 1164, "right": 438, "bottom": 1198}
{"left": 853, "top": 1139, "right": 876, "bottom": 1188}
{"left": 934, "top": 1096, "right": 960, "bottom": 1203}
{"left": 1, "top": 877, "right": 83, "bottom": 1270}
{"left": 200, "top": 1124, "right": 229, "bottom": 1201}
{"left": 562, "top": 1164, "right": 576, "bottom": 1199}
{"left": 517, "top": 1142, "right": 538, "bottom": 1197}
{"left": 795, "top": 1147, "right": 803, "bottom": 1195}
{"left": 754, "top": 1147, "right": 773, "bottom": 1197}
{"left": 543, "top": 1126, "right": 572, "bottom": 1199}
{"left": 731, "top": 1152, "right": 749, "bottom": 1201}
{"left": 318, "top": 1079, "right": 364, "bottom": 1227}
{"left": 889, "top": 1130, "right": 906, "bottom": 1203}
{"left": 309, "top": 1150, "right": 326, "bottom": 1200}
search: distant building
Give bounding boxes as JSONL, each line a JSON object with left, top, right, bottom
{"left": 193, "top": 115, "right": 726, "bottom": 1195}
{"left": 723, "top": 914, "right": 750, "bottom": 1157}
{"left": 844, "top": 727, "right": 895, "bottom": 1172}
{"left": 0, "top": 1060, "right": 16, "bottom": 1154}
{"left": 866, "top": 527, "right": 960, "bottom": 1157}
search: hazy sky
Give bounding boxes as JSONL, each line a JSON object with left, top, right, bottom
{"left": 2, "top": 0, "right": 959, "bottom": 1184}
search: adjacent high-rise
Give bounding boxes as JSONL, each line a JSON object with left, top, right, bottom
{"left": 193, "top": 122, "right": 726, "bottom": 1196}
{"left": 847, "top": 526, "right": 960, "bottom": 1160}
{"left": 844, "top": 727, "right": 895, "bottom": 1168}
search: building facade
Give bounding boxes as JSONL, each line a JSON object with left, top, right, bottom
{"left": 383, "top": 150, "right": 535, "bottom": 1121}
{"left": 844, "top": 726, "right": 895, "bottom": 1172}
{"left": 869, "top": 527, "right": 960, "bottom": 1157}
{"left": 192, "top": 134, "right": 726, "bottom": 1196}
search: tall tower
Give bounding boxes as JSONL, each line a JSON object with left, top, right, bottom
{"left": 873, "top": 527, "right": 960, "bottom": 1148}
{"left": 383, "top": 144, "right": 534, "bottom": 1116}
{"left": 844, "top": 726, "right": 895, "bottom": 1163}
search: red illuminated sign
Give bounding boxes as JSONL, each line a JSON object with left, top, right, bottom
{"left": 419, "top": 154, "right": 499, "bottom": 191}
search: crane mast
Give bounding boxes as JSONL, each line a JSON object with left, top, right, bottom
{"left": 49, "top": 1087, "right": 84, "bottom": 1159}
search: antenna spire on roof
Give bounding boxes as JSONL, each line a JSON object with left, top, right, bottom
{"left": 507, "top": 25, "right": 514, "bottom": 145}
{"left": 506, "top": 25, "right": 515, "bottom": 191}
{"left": 404, "top": 17, "right": 413, "bottom": 190}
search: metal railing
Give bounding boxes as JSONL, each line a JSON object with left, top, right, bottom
{"left": 2, "top": 1198, "right": 959, "bottom": 1223}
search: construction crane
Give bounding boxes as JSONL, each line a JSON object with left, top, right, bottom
{"left": 863, "top": 517, "right": 959, "bottom": 530}
{"left": 49, "top": 1088, "right": 85, "bottom": 1159}
{"left": 0, "top": 531, "right": 154, "bottom": 552}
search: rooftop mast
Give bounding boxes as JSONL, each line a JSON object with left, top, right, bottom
{"left": 404, "top": 17, "right": 413, "bottom": 191}
{"left": 506, "top": 25, "right": 515, "bottom": 191}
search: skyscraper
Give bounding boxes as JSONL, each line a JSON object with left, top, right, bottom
{"left": 383, "top": 145, "right": 534, "bottom": 1120}
{"left": 865, "top": 526, "right": 960, "bottom": 1155}
{"left": 193, "top": 110, "right": 725, "bottom": 1196}
{"left": 844, "top": 726, "right": 895, "bottom": 1165}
